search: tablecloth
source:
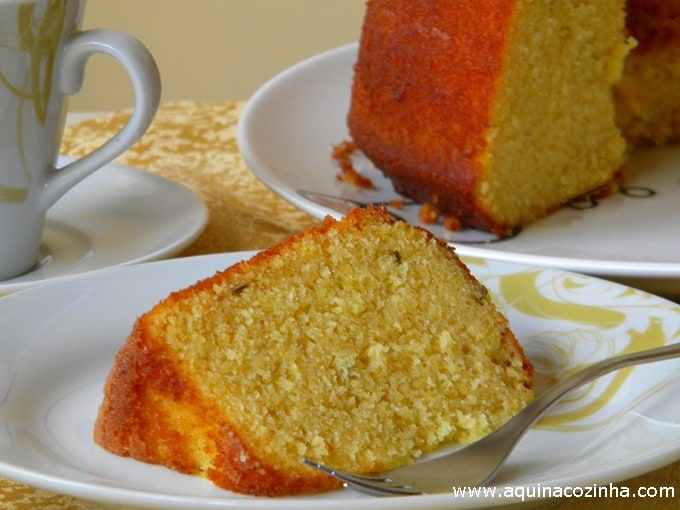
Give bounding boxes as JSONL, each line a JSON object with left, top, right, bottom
{"left": 1, "top": 101, "right": 676, "bottom": 509}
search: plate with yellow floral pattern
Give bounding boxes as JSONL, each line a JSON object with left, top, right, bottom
{"left": 0, "top": 251, "right": 679, "bottom": 508}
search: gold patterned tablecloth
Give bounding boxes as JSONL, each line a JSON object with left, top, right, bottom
{"left": 1, "top": 101, "right": 677, "bottom": 509}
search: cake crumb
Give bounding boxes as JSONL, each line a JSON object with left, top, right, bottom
{"left": 443, "top": 215, "right": 463, "bottom": 231}
{"left": 388, "top": 199, "right": 408, "bottom": 210}
{"left": 418, "top": 202, "right": 440, "bottom": 224}
{"left": 332, "top": 140, "right": 375, "bottom": 189}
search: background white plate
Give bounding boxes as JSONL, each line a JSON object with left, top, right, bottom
{"left": 0, "top": 157, "right": 207, "bottom": 294}
{"left": 237, "top": 43, "right": 680, "bottom": 299}
{"left": 0, "top": 252, "right": 679, "bottom": 509}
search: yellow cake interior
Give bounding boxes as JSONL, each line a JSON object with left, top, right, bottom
{"left": 477, "top": 0, "right": 633, "bottom": 226}
{"left": 616, "top": 44, "right": 680, "bottom": 145}
{"left": 144, "top": 211, "right": 532, "bottom": 475}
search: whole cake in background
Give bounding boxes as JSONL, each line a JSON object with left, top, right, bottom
{"left": 94, "top": 206, "right": 533, "bottom": 496}
{"left": 615, "top": 0, "right": 680, "bottom": 146}
{"left": 346, "top": 0, "right": 671, "bottom": 236}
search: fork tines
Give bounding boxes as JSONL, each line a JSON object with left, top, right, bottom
{"left": 302, "top": 459, "right": 422, "bottom": 497}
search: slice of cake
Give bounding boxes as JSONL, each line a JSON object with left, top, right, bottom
{"left": 615, "top": 0, "right": 680, "bottom": 146}
{"left": 347, "top": 0, "right": 633, "bottom": 235}
{"left": 94, "top": 206, "right": 533, "bottom": 496}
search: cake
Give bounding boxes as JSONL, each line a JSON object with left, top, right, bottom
{"left": 94, "top": 206, "right": 533, "bottom": 496}
{"left": 347, "top": 0, "right": 634, "bottom": 236}
{"left": 615, "top": 0, "right": 680, "bottom": 146}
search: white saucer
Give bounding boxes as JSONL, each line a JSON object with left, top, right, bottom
{"left": 0, "top": 157, "right": 208, "bottom": 294}
{"left": 237, "top": 43, "right": 680, "bottom": 299}
{"left": 0, "top": 252, "right": 679, "bottom": 508}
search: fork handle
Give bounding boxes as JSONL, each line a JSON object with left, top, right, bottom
{"left": 478, "top": 341, "right": 680, "bottom": 484}
{"left": 524, "top": 342, "right": 680, "bottom": 426}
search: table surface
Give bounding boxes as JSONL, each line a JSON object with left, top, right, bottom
{"left": 0, "top": 101, "right": 677, "bottom": 509}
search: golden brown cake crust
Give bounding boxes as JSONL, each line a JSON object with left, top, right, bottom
{"left": 348, "top": 1, "right": 516, "bottom": 234}
{"left": 626, "top": 0, "right": 680, "bottom": 52}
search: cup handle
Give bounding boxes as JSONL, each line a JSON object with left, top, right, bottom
{"left": 39, "top": 29, "right": 161, "bottom": 212}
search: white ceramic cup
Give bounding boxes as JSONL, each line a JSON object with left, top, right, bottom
{"left": 0, "top": 0, "right": 161, "bottom": 280}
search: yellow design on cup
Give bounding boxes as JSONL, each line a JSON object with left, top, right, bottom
{"left": 0, "top": 0, "right": 66, "bottom": 203}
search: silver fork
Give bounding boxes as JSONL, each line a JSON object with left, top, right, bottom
{"left": 304, "top": 342, "right": 680, "bottom": 496}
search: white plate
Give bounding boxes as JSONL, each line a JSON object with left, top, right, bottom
{"left": 237, "top": 43, "right": 680, "bottom": 299}
{"left": 0, "top": 251, "right": 679, "bottom": 509}
{"left": 0, "top": 156, "right": 208, "bottom": 294}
